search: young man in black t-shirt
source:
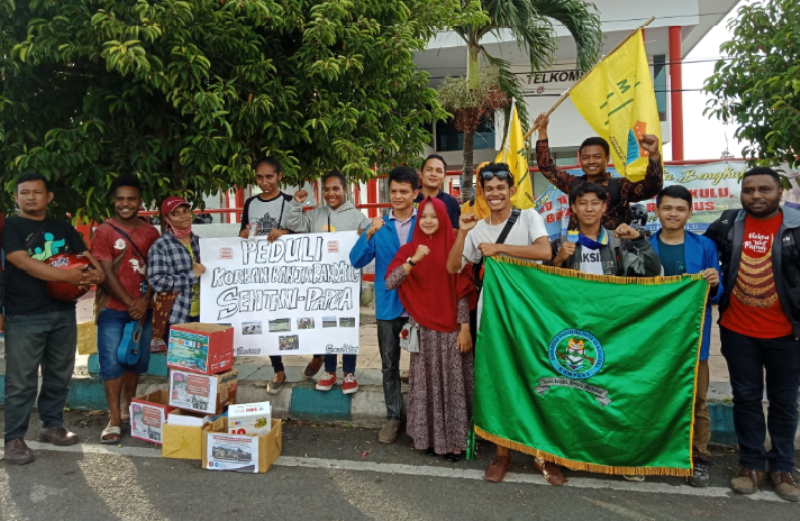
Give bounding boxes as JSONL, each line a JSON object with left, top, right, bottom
{"left": 1, "top": 173, "right": 104, "bottom": 465}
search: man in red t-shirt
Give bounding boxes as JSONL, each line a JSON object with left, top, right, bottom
{"left": 92, "top": 175, "right": 161, "bottom": 444}
{"left": 705, "top": 167, "right": 800, "bottom": 502}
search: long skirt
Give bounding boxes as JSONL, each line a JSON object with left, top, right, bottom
{"left": 406, "top": 324, "right": 474, "bottom": 454}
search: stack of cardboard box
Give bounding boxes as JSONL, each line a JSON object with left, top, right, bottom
{"left": 129, "top": 323, "right": 281, "bottom": 473}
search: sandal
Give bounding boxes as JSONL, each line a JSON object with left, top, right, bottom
{"left": 101, "top": 425, "right": 122, "bottom": 444}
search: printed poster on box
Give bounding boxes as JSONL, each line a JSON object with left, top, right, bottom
{"left": 169, "top": 368, "right": 237, "bottom": 415}
{"left": 130, "top": 390, "right": 176, "bottom": 445}
{"left": 205, "top": 433, "right": 259, "bottom": 473}
{"left": 167, "top": 323, "right": 234, "bottom": 375}
{"left": 199, "top": 231, "right": 361, "bottom": 356}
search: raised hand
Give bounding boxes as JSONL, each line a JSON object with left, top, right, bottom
{"left": 459, "top": 213, "right": 479, "bottom": 232}
{"left": 412, "top": 245, "right": 430, "bottom": 263}
{"left": 294, "top": 190, "right": 309, "bottom": 203}
{"left": 614, "top": 223, "right": 641, "bottom": 240}
{"left": 556, "top": 241, "right": 576, "bottom": 263}
{"left": 638, "top": 134, "right": 661, "bottom": 161}
{"left": 366, "top": 217, "right": 385, "bottom": 239}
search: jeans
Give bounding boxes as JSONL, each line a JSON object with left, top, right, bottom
{"left": 270, "top": 354, "right": 322, "bottom": 374}
{"left": 720, "top": 327, "right": 800, "bottom": 473}
{"left": 324, "top": 354, "right": 357, "bottom": 374}
{"left": 377, "top": 317, "right": 407, "bottom": 423}
{"left": 96, "top": 308, "right": 153, "bottom": 380}
{"left": 4, "top": 310, "right": 77, "bottom": 442}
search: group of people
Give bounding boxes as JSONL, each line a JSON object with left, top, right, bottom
{"left": 1, "top": 119, "right": 798, "bottom": 503}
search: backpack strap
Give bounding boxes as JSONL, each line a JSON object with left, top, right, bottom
{"left": 496, "top": 208, "right": 521, "bottom": 245}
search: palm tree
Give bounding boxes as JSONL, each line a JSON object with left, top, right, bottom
{"left": 450, "top": 0, "right": 603, "bottom": 201}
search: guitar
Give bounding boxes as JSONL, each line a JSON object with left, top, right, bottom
{"left": 117, "top": 321, "right": 142, "bottom": 366}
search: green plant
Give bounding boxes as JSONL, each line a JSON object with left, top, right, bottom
{"left": 446, "top": 0, "right": 602, "bottom": 201}
{"left": 704, "top": 0, "right": 800, "bottom": 186}
{"left": 1, "top": 0, "right": 485, "bottom": 221}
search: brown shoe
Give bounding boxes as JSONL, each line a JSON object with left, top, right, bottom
{"left": 534, "top": 457, "right": 566, "bottom": 486}
{"left": 4, "top": 438, "right": 35, "bottom": 465}
{"left": 378, "top": 421, "right": 401, "bottom": 444}
{"left": 400, "top": 371, "right": 410, "bottom": 384}
{"left": 770, "top": 472, "right": 800, "bottom": 503}
{"left": 38, "top": 426, "right": 79, "bottom": 446}
{"left": 485, "top": 455, "right": 512, "bottom": 483}
{"left": 731, "top": 467, "right": 765, "bottom": 495}
{"left": 303, "top": 356, "right": 323, "bottom": 378}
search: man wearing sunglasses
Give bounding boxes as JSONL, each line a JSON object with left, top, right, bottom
{"left": 534, "top": 113, "right": 663, "bottom": 231}
{"left": 446, "top": 162, "right": 555, "bottom": 485}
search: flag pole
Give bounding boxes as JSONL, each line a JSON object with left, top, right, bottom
{"left": 500, "top": 98, "right": 517, "bottom": 163}
{"left": 521, "top": 16, "right": 656, "bottom": 142}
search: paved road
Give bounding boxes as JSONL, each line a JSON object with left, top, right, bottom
{"left": 1, "top": 411, "right": 798, "bottom": 521}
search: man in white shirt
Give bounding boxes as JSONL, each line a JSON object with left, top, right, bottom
{"left": 446, "top": 163, "right": 560, "bottom": 485}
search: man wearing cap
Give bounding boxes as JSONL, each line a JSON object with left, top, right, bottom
{"left": 147, "top": 196, "right": 206, "bottom": 349}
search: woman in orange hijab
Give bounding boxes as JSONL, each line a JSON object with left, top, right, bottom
{"left": 386, "top": 197, "right": 476, "bottom": 461}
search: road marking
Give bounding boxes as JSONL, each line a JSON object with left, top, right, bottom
{"left": 14, "top": 441, "right": 786, "bottom": 503}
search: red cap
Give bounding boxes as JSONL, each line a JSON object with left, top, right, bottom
{"left": 161, "top": 196, "right": 190, "bottom": 216}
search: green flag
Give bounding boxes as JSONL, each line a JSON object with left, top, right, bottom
{"left": 474, "top": 256, "right": 709, "bottom": 477}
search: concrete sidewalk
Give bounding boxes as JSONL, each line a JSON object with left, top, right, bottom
{"left": 1, "top": 294, "right": 798, "bottom": 448}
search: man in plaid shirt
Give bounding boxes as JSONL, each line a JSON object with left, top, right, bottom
{"left": 534, "top": 113, "right": 664, "bottom": 230}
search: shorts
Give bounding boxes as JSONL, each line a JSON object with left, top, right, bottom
{"left": 96, "top": 308, "right": 153, "bottom": 380}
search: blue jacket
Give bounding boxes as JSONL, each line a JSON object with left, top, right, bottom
{"left": 650, "top": 230, "right": 723, "bottom": 361}
{"left": 349, "top": 214, "right": 416, "bottom": 320}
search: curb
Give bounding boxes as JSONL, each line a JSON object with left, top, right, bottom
{"left": 0, "top": 362, "right": 796, "bottom": 449}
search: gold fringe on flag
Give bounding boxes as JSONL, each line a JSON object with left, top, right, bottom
{"left": 489, "top": 254, "right": 704, "bottom": 286}
{"left": 474, "top": 425, "right": 692, "bottom": 478}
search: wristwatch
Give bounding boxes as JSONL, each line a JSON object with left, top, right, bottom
{"left": 406, "top": 257, "right": 416, "bottom": 267}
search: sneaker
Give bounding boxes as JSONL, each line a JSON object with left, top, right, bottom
{"left": 689, "top": 457, "right": 710, "bottom": 488}
{"left": 316, "top": 372, "right": 337, "bottom": 391}
{"left": 771, "top": 471, "right": 800, "bottom": 503}
{"left": 4, "top": 438, "right": 34, "bottom": 465}
{"left": 623, "top": 475, "right": 646, "bottom": 482}
{"left": 731, "top": 467, "right": 765, "bottom": 495}
{"left": 342, "top": 373, "right": 359, "bottom": 394}
{"left": 378, "top": 421, "right": 401, "bottom": 444}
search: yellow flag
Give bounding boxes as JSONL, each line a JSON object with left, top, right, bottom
{"left": 570, "top": 29, "right": 662, "bottom": 182}
{"left": 496, "top": 102, "right": 533, "bottom": 209}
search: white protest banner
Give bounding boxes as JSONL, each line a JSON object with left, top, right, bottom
{"left": 199, "top": 232, "right": 360, "bottom": 357}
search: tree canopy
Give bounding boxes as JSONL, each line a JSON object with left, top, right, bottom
{"left": 1, "top": 0, "right": 485, "bottom": 221}
{"left": 704, "top": 0, "right": 800, "bottom": 175}
{"left": 446, "top": 0, "right": 602, "bottom": 201}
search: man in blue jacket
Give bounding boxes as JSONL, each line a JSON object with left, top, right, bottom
{"left": 650, "top": 185, "right": 722, "bottom": 488}
{"left": 350, "top": 166, "right": 419, "bottom": 444}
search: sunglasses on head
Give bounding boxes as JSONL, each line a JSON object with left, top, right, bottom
{"left": 480, "top": 170, "right": 514, "bottom": 182}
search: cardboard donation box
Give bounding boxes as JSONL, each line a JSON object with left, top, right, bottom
{"left": 77, "top": 321, "right": 98, "bottom": 355}
{"left": 202, "top": 417, "right": 283, "bottom": 474}
{"left": 162, "top": 410, "right": 214, "bottom": 460}
{"left": 167, "top": 323, "right": 234, "bottom": 375}
{"left": 130, "top": 390, "right": 177, "bottom": 445}
{"left": 228, "top": 402, "right": 272, "bottom": 436}
{"left": 169, "top": 368, "right": 238, "bottom": 415}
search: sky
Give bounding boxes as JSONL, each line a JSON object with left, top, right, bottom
{"left": 664, "top": 0, "right": 748, "bottom": 161}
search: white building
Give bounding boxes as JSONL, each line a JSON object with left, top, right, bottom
{"left": 414, "top": 0, "right": 740, "bottom": 197}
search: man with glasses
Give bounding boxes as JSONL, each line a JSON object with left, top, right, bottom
{"left": 446, "top": 162, "right": 554, "bottom": 484}
{"left": 534, "top": 113, "right": 663, "bottom": 230}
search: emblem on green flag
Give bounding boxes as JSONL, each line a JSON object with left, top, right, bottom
{"left": 473, "top": 256, "right": 709, "bottom": 477}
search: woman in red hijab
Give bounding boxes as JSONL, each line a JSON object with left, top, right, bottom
{"left": 386, "top": 197, "right": 476, "bottom": 461}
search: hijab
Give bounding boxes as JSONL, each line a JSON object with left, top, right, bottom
{"left": 388, "top": 197, "right": 476, "bottom": 332}
{"left": 461, "top": 161, "right": 491, "bottom": 220}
